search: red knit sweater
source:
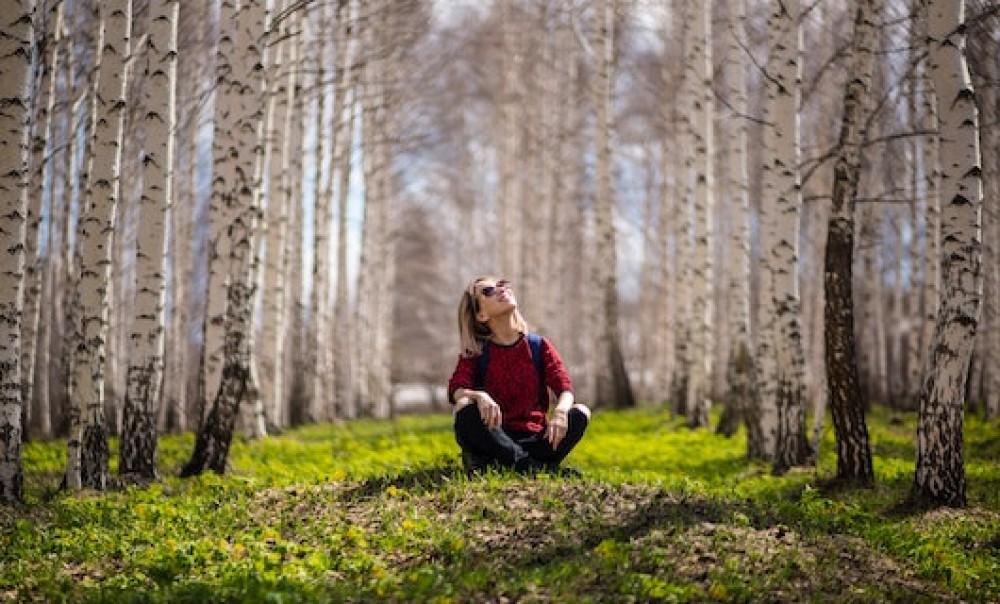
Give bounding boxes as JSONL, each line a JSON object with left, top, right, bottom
{"left": 448, "top": 334, "right": 573, "bottom": 434}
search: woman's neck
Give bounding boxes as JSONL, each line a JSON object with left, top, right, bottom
{"left": 488, "top": 316, "right": 521, "bottom": 345}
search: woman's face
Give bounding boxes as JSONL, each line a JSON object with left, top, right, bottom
{"left": 474, "top": 278, "right": 516, "bottom": 320}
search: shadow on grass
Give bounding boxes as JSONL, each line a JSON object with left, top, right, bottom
{"left": 496, "top": 490, "right": 736, "bottom": 570}
{"left": 341, "top": 461, "right": 466, "bottom": 500}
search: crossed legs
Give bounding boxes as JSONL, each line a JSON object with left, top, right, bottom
{"left": 453, "top": 401, "right": 590, "bottom": 473}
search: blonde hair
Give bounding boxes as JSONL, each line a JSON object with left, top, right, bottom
{"left": 458, "top": 276, "right": 528, "bottom": 357}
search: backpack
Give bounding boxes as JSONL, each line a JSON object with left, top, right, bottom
{"left": 474, "top": 332, "right": 548, "bottom": 404}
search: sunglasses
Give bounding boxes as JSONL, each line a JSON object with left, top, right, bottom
{"left": 479, "top": 279, "right": 511, "bottom": 298}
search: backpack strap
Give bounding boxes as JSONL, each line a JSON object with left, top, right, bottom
{"left": 474, "top": 333, "right": 547, "bottom": 404}
{"left": 474, "top": 341, "right": 490, "bottom": 389}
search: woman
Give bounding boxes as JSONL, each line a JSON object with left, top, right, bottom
{"left": 447, "top": 276, "right": 590, "bottom": 474}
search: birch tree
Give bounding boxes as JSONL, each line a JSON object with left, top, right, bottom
{"left": 824, "top": 0, "right": 877, "bottom": 486}
{"left": 498, "top": 0, "right": 522, "bottom": 284}
{"left": 199, "top": 0, "right": 239, "bottom": 433}
{"left": 669, "top": 0, "right": 693, "bottom": 412}
{"left": 755, "top": 0, "right": 810, "bottom": 469}
{"left": 905, "top": 6, "right": 928, "bottom": 409}
{"left": 685, "top": 0, "right": 714, "bottom": 427}
{"left": 966, "top": 3, "right": 998, "bottom": 420}
{"left": 718, "top": 0, "right": 753, "bottom": 438}
{"left": 592, "top": 0, "right": 634, "bottom": 409}
{"left": 914, "top": 0, "right": 983, "bottom": 507}
{"left": 259, "top": 0, "right": 293, "bottom": 429}
{"left": 119, "top": 0, "right": 179, "bottom": 480}
{"left": 331, "top": 0, "right": 357, "bottom": 419}
{"left": 355, "top": 0, "right": 398, "bottom": 418}
{"left": 308, "top": 2, "right": 332, "bottom": 423}
{"left": 67, "top": 0, "right": 132, "bottom": 491}
{"left": 22, "top": 1, "right": 64, "bottom": 441}
{"left": 183, "top": 0, "right": 267, "bottom": 475}
{"left": 918, "top": 0, "right": 941, "bottom": 413}
{"left": 0, "top": 0, "right": 33, "bottom": 503}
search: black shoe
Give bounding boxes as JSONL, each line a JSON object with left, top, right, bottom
{"left": 462, "top": 452, "right": 491, "bottom": 474}
{"left": 545, "top": 464, "right": 583, "bottom": 478}
{"left": 513, "top": 456, "right": 547, "bottom": 476}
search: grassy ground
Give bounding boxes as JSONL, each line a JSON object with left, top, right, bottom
{"left": 2, "top": 406, "right": 998, "bottom": 603}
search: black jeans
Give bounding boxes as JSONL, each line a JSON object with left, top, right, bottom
{"left": 453, "top": 403, "right": 589, "bottom": 471}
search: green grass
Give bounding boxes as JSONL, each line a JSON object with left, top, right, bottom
{"left": 2, "top": 406, "right": 998, "bottom": 603}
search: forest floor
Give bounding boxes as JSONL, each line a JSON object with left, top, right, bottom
{"left": 2, "top": 406, "right": 998, "bottom": 602}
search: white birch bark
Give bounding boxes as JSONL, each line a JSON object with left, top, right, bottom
{"left": 27, "top": 2, "right": 65, "bottom": 439}
{"left": 756, "top": 0, "right": 809, "bottom": 467}
{"left": 331, "top": 0, "right": 357, "bottom": 419}
{"left": 982, "top": 91, "right": 999, "bottom": 421}
{"left": 905, "top": 30, "right": 925, "bottom": 409}
{"left": 685, "top": 0, "right": 714, "bottom": 427}
{"left": 161, "top": 1, "right": 209, "bottom": 433}
{"left": 120, "top": 0, "right": 178, "bottom": 479}
{"left": 259, "top": 0, "right": 292, "bottom": 429}
{"left": 308, "top": 3, "right": 332, "bottom": 423}
{"left": 284, "top": 25, "right": 306, "bottom": 425}
{"left": 22, "top": 1, "right": 64, "bottom": 439}
{"left": 67, "top": 0, "right": 131, "bottom": 491}
{"left": 637, "top": 151, "right": 659, "bottom": 402}
{"left": 670, "top": 0, "right": 694, "bottom": 412}
{"left": 966, "top": 14, "right": 998, "bottom": 420}
{"left": 552, "top": 21, "right": 579, "bottom": 377}
{"left": 498, "top": 0, "right": 522, "bottom": 283}
{"left": 201, "top": 0, "right": 238, "bottom": 426}
{"left": 183, "top": 0, "right": 267, "bottom": 475}
{"left": 0, "top": 0, "right": 33, "bottom": 503}
{"left": 592, "top": 0, "right": 633, "bottom": 408}
{"left": 354, "top": 0, "right": 380, "bottom": 416}
{"left": 242, "top": 0, "right": 270, "bottom": 439}
{"left": 375, "top": 70, "right": 396, "bottom": 420}
{"left": 357, "top": 0, "right": 395, "bottom": 418}
{"left": 915, "top": 0, "right": 983, "bottom": 507}
{"left": 918, "top": 0, "right": 942, "bottom": 410}
{"left": 534, "top": 3, "right": 558, "bottom": 335}
{"left": 719, "top": 0, "right": 753, "bottom": 436}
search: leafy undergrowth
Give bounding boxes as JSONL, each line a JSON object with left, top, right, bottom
{"left": 2, "top": 407, "right": 998, "bottom": 603}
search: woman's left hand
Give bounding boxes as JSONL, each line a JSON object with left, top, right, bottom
{"left": 546, "top": 409, "right": 569, "bottom": 448}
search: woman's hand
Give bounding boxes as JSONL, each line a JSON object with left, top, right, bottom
{"left": 475, "top": 392, "right": 503, "bottom": 430}
{"left": 546, "top": 408, "right": 569, "bottom": 448}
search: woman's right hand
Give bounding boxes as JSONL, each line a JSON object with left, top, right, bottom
{"left": 475, "top": 392, "right": 503, "bottom": 430}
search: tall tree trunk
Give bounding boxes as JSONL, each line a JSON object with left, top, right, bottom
{"left": 914, "top": 0, "right": 983, "bottom": 508}
{"left": 355, "top": 0, "right": 394, "bottom": 418}
{"left": 183, "top": 0, "right": 266, "bottom": 476}
{"left": 757, "top": 0, "right": 809, "bottom": 470}
{"left": 498, "top": 0, "right": 522, "bottom": 284}
{"left": 67, "top": 0, "right": 132, "bottom": 491}
{"left": 259, "top": 0, "right": 292, "bottom": 430}
{"left": 331, "top": 0, "right": 357, "bottom": 420}
{"left": 0, "top": 0, "right": 33, "bottom": 503}
{"left": 824, "top": 0, "right": 877, "bottom": 486}
{"left": 670, "top": 0, "right": 693, "bottom": 415}
{"left": 685, "top": 0, "right": 714, "bottom": 428}
{"left": 905, "top": 16, "right": 926, "bottom": 411}
{"left": 919, "top": 22, "right": 942, "bottom": 413}
{"left": 354, "top": 0, "right": 378, "bottom": 417}
{"left": 284, "top": 26, "right": 307, "bottom": 426}
{"left": 23, "top": 1, "right": 64, "bottom": 441}
{"left": 593, "top": 0, "right": 634, "bottom": 409}
{"left": 200, "top": 0, "right": 236, "bottom": 432}
{"left": 120, "top": 0, "right": 178, "bottom": 480}
{"left": 37, "top": 20, "right": 76, "bottom": 438}
{"left": 966, "top": 7, "right": 999, "bottom": 420}
{"left": 309, "top": 2, "right": 332, "bottom": 423}
{"left": 718, "top": 0, "right": 753, "bottom": 438}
